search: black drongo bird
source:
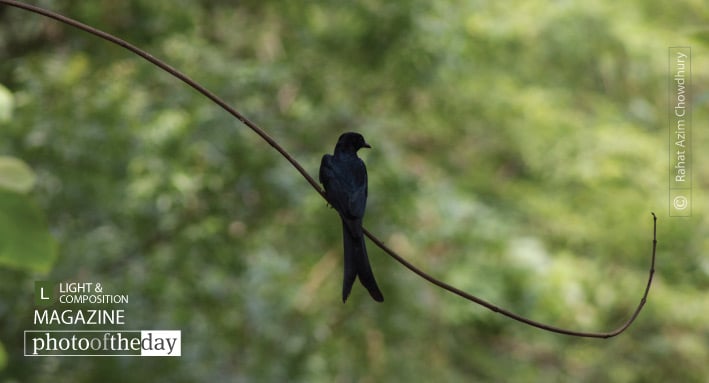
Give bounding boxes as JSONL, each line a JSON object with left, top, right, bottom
{"left": 319, "top": 132, "right": 384, "bottom": 302}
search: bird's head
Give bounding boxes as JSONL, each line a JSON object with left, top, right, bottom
{"left": 335, "top": 132, "right": 371, "bottom": 153}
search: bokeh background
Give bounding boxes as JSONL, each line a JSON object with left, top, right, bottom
{"left": 1, "top": 0, "right": 708, "bottom": 381}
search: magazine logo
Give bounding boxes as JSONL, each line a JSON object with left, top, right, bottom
{"left": 24, "top": 331, "right": 181, "bottom": 356}
{"left": 27, "top": 281, "right": 181, "bottom": 357}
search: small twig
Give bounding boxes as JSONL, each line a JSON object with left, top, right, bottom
{"left": 1, "top": 0, "right": 658, "bottom": 338}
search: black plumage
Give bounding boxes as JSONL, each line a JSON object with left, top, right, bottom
{"left": 319, "top": 132, "right": 384, "bottom": 302}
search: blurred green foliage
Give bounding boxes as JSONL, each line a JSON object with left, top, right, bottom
{"left": 1, "top": 0, "right": 708, "bottom": 381}
{"left": 0, "top": 154, "right": 56, "bottom": 273}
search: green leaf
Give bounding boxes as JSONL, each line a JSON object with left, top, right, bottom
{"left": 0, "top": 190, "right": 56, "bottom": 273}
{"left": 0, "top": 157, "right": 36, "bottom": 194}
{"left": 0, "top": 83, "right": 12, "bottom": 123}
{"left": 0, "top": 341, "right": 6, "bottom": 371}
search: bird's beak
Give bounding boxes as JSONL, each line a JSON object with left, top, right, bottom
{"left": 363, "top": 142, "right": 372, "bottom": 149}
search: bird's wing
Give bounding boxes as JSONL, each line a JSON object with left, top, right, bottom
{"left": 319, "top": 154, "right": 334, "bottom": 193}
{"left": 320, "top": 154, "right": 350, "bottom": 214}
{"left": 320, "top": 155, "right": 367, "bottom": 235}
{"left": 346, "top": 158, "right": 367, "bottom": 219}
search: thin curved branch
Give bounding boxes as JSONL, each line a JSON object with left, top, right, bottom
{"left": 1, "top": 0, "right": 658, "bottom": 338}
{"left": 365, "top": 213, "right": 657, "bottom": 338}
